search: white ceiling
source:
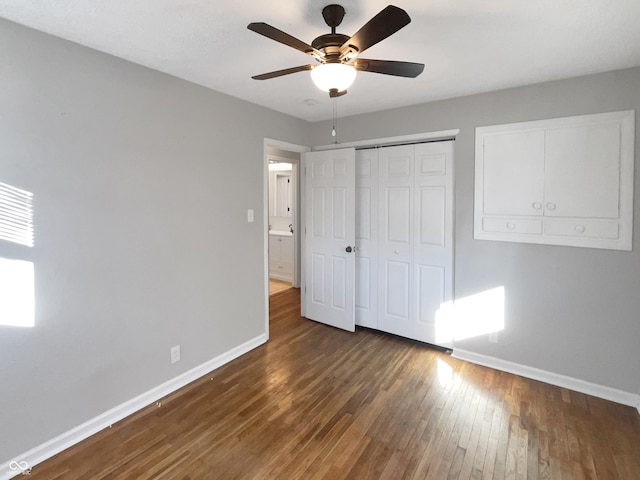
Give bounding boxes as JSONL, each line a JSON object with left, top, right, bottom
{"left": 1, "top": 0, "right": 640, "bottom": 122}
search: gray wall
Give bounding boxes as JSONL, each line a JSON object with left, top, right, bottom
{"left": 0, "top": 19, "right": 309, "bottom": 461}
{"left": 310, "top": 67, "right": 640, "bottom": 396}
{"left": 2, "top": 13, "right": 639, "bottom": 465}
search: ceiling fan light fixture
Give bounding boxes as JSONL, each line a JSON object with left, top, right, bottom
{"left": 310, "top": 63, "right": 357, "bottom": 92}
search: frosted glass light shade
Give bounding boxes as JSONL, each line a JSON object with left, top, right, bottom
{"left": 310, "top": 63, "right": 357, "bottom": 92}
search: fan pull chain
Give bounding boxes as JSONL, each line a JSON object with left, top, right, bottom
{"left": 332, "top": 97, "right": 338, "bottom": 143}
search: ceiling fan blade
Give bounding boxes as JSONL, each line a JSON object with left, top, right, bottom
{"left": 248, "top": 23, "right": 324, "bottom": 60}
{"left": 353, "top": 59, "right": 424, "bottom": 78}
{"left": 252, "top": 64, "right": 314, "bottom": 80}
{"left": 339, "top": 5, "right": 411, "bottom": 59}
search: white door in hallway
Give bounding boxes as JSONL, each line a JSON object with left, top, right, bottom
{"left": 303, "top": 148, "right": 356, "bottom": 332}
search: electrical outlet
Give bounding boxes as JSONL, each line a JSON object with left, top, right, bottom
{"left": 247, "top": 209, "right": 254, "bottom": 223}
{"left": 170, "top": 345, "right": 180, "bottom": 364}
{"left": 488, "top": 332, "right": 498, "bottom": 343}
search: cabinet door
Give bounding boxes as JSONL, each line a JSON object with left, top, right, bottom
{"left": 544, "top": 123, "right": 621, "bottom": 218}
{"left": 269, "top": 235, "right": 281, "bottom": 263}
{"left": 481, "top": 131, "right": 545, "bottom": 216}
{"left": 280, "top": 235, "right": 294, "bottom": 266}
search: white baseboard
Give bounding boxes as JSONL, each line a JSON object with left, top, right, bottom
{"left": 0, "top": 333, "right": 268, "bottom": 480}
{"left": 452, "top": 348, "right": 640, "bottom": 414}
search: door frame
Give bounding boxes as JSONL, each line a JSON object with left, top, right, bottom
{"left": 263, "top": 130, "right": 460, "bottom": 341}
{"left": 263, "top": 138, "right": 310, "bottom": 340}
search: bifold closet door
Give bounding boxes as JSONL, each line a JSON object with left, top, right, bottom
{"left": 377, "top": 142, "right": 454, "bottom": 347}
{"left": 303, "top": 148, "right": 356, "bottom": 332}
{"left": 413, "top": 142, "right": 454, "bottom": 347}
{"left": 377, "top": 145, "right": 415, "bottom": 339}
{"left": 355, "top": 149, "right": 378, "bottom": 329}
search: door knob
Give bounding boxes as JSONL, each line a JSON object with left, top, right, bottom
{"left": 345, "top": 246, "right": 353, "bottom": 253}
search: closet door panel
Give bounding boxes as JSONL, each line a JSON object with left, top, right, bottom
{"left": 386, "top": 187, "right": 412, "bottom": 244}
{"left": 355, "top": 149, "right": 378, "bottom": 328}
{"left": 378, "top": 145, "right": 414, "bottom": 337}
{"left": 418, "top": 186, "right": 445, "bottom": 247}
{"left": 413, "top": 142, "right": 454, "bottom": 346}
{"left": 417, "top": 265, "right": 445, "bottom": 324}
{"left": 384, "top": 260, "right": 411, "bottom": 320}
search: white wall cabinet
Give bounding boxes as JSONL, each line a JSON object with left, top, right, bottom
{"left": 269, "top": 233, "right": 293, "bottom": 282}
{"left": 475, "top": 110, "right": 635, "bottom": 250}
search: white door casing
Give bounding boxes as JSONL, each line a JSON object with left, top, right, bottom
{"left": 303, "top": 148, "right": 356, "bottom": 332}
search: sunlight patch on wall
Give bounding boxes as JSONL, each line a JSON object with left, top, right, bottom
{"left": 451, "top": 286, "right": 505, "bottom": 341}
{"left": 0, "top": 181, "right": 34, "bottom": 247}
{"left": 0, "top": 257, "right": 35, "bottom": 327}
{"left": 0, "top": 181, "right": 35, "bottom": 327}
{"left": 435, "top": 286, "right": 505, "bottom": 344}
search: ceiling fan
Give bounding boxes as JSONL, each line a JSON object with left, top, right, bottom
{"left": 248, "top": 4, "right": 425, "bottom": 98}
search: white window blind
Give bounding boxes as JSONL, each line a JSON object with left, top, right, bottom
{"left": 0, "top": 181, "right": 34, "bottom": 247}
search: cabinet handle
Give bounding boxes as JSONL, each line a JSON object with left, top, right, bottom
{"left": 532, "top": 202, "right": 542, "bottom": 210}
{"left": 345, "top": 246, "right": 353, "bottom": 253}
{"left": 394, "top": 250, "right": 400, "bottom": 255}
{"left": 575, "top": 225, "right": 586, "bottom": 233}
{"left": 546, "top": 202, "right": 556, "bottom": 211}
{"left": 506, "top": 222, "right": 516, "bottom": 230}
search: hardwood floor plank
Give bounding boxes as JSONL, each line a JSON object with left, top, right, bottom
{"left": 24, "top": 288, "right": 640, "bottom": 479}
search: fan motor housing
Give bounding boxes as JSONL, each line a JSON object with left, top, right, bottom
{"left": 311, "top": 33, "right": 350, "bottom": 54}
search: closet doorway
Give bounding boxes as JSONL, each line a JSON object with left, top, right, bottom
{"left": 301, "top": 131, "right": 458, "bottom": 347}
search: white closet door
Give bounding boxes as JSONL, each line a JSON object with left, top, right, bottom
{"left": 378, "top": 145, "right": 415, "bottom": 338}
{"left": 355, "top": 149, "right": 378, "bottom": 328}
{"left": 303, "top": 148, "right": 356, "bottom": 332}
{"left": 377, "top": 142, "right": 454, "bottom": 347}
{"left": 413, "top": 142, "right": 454, "bottom": 347}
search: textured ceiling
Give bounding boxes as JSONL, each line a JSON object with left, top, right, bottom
{"left": 1, "top": 0, "right": 640, "bottom": 122}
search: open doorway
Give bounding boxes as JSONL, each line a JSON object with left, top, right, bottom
{"left": 267, "top": 155, "right": 296, "bottom": 295}
{"left": 263, "top": 139, "right": 309, "bottom": 337}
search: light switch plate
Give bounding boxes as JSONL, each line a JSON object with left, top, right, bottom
{"left": 247, "top": 209, "right": 254, "bottom": 223}
{"left": 170, "top": 345, "right": 180, "bottom": 364}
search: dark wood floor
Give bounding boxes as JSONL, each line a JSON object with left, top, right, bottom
{"left": 29, "top": 288, "right": 640, "bottom": 479}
